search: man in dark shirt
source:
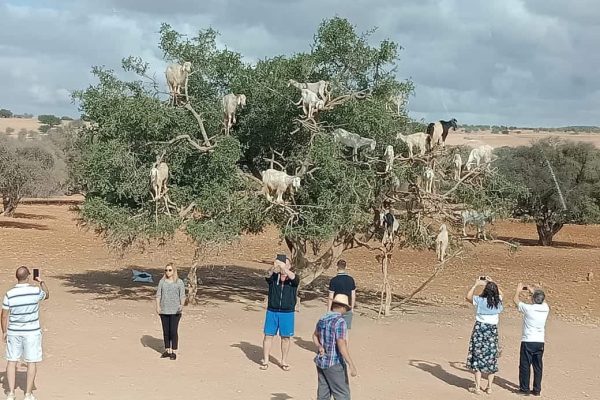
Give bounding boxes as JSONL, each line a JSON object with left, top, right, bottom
{"left": 261, "top": 256, "right": 299, "bottom": 371}
{"left": 328, "top": 260, "right": 356, "bottom": 343}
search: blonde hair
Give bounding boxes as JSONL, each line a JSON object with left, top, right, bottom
{"left": 162, "top": 263, "right": 178, "bottom": 282}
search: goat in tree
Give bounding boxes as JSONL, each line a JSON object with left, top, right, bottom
{"left": 295, "top": 88, "right": 325, "bottom": 119}
{"left": 423, "top": 167, "right": 435, "bottom": 193}
{"left": 223, "top": 93, "right": 247, "bottom": 134}
{"left": 150, "top": 159, "right": 176, "bottom": 217}
{"left": 288, "top": 79, "right": 330, "bottom": 102}
{"left": 426, "top": 118, "right": 458, "bottom": 150}
{"left": 436, "top": 223, "right": 449, "bottom": 262}
{"left": 332, "top": 128, "right": 376, "bottom": 162}
{"left": 384, "top": 145, "right": 394, "bottom": 173}
{"left": 461, "top": 210, "right": 494, "bottom": 240}
{"left": 261, "top": 169, "right": 301, "bottom": 204}
{"left": 465, "top": 144, "right": 494, "bottom": 171}
{"left": 380, "top": 209, "right": 399, "bottom": 246}
{"left": 396, "top": 132, "right": 427, "bottom": 158}
{"left": 453, "top": 153, "right": 463, "bottom": 180}
{"left": 165, "top": 61, "right": 192, "bottom": 105}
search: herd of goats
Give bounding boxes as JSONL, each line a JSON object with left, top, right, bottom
{"left": 148, "top": 61, "right": 497, "bottom": 262}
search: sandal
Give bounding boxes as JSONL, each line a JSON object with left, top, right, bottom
{"left": 281, "top": 364, "right": 291, "bottom": 371}
{"left": 259, "top": 361, "right": 269, "bottom": 370}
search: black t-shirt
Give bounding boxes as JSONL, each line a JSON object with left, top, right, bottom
{"left": 328, "top": 273, "right": 356, "bottom": 307}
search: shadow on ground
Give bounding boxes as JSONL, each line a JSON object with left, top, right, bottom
{"left": 140, "top": 335, "right": 164, "bottom": 354}
{"left": 0, "top": 220, "right": 49, "bottom": 230}
{"left": 496, "top": 236, "right": 598, "bottom": 250}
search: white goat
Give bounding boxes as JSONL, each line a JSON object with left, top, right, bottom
{"left": 436, "top": 223, "right": 449, "bottom": 262}
{"left": 461, "top": 210, "right": 494, "bottom": 240}
{"left": 223, "top": 93, "right": 247, "bottom": 134}
{"left": 466, "top": 145, "right": 494, "bottom": 171}
{"left": 384, "top": 145, "right": 394, "bottom": 173}
{"left": 396, "top": 132, "right": 427, "bottom": 158}
{"left": 423, "top": 167, "right": 434, "bottom": 193}
{"left": 332, "top": 128, "right": 376, "bottom": 162}
{"left": 150, "top": 162, "right": 169, "bottom": 201}
{"left": 380, "top": 210, "right": 399, "bottom": 246}
{"left": 295, "top": 88, "right": 325, "bottom": 119}
{"left": 453, "top": 153, "right": 463, "bottom": 180}
{"left": 165, "top": 61, "right": 192, "bottom": 105}
{"left": 261, "top": 169, "right": 301, "bottom": 204}
{"left": 288, "top": 79, "right": 330, "bottom": 101}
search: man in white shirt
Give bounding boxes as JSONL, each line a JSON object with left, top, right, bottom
{"left": 1, "top": 267, "right": 49, "bottom": 400}
{"left": 513, "top": 283, "right": 549, "bottom": 397}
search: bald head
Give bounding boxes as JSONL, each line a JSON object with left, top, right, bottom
{"left": 16, "top": 266, "right": 30, "bottom": 282}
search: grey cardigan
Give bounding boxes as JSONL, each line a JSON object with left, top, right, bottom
{"left": 156, "top": 278, "right": 186, "bottom": 315}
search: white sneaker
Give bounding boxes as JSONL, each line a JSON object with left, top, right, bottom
{"left": 24, "top": 393, "right": 37, "bottom": 400}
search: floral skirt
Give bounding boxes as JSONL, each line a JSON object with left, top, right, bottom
{"left": 466, "top": 321, "right": 499, "bottom": 373}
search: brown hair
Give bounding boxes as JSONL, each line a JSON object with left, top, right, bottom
{"left": 337, "top": 259, "right": 347, "bottom": 270}
{"left": 162, "top": 263, "right": 178, "bottom": 282}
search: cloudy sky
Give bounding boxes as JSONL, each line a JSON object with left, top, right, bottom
{"left": 1, "top": 0, "right": 598, "bottom": 126}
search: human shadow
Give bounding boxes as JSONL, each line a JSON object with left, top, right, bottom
{"left": 12, "top": 212, "right": 56, "bottom": 220}
{"left": 294, "top": 336, "right": 317, "bottom": 353}
{"left": 496, "top": 236, "right": 598, "bottom": 250}
{"left": 0, "top": 369, "right": 34, "bottom": 393}
{"left": 230, "top": 341, "right": 278, "bottom": 366}
{"left": 409, "top": 360, "right": 472, "bottom": 391}
{"left": 140, "top": 335, "right": 164, "bottom": 354}
{"left": 449, "top": 361, "right": 520, "bottom": 393}
{"left": 271, "top": 393, "right": 293, "bottom": 400}
{"left": 0, "top": 220, "right": 49, "bottom": 231}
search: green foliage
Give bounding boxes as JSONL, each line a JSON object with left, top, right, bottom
{"left": 61, "top": 116, "right": 74, "bottom": 121}
{"left": 0, "top": 109, "right": 13, "bottom": 118}
{"left": 38, "top": 114, "right": 61, "bottom": 126}
{"left": 39, "top": 125, "right": 51, "bottom": 134}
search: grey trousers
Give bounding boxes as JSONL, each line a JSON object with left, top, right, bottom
{"left": 317, "top": 364, "right": 351, "bottom": 400}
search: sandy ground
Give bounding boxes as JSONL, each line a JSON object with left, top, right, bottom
{"left": 0, "top": 118, "right": 41, "bottom": 134}
{"left": 0, "top": 203, "right": 598, "bottom": 399}
{"left": 446, "top": 129, "right": 600, "bottom": 149}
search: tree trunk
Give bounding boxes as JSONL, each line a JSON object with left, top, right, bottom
{"left": 185, "top": 264, "right": 199, "bottom": 306}
{"left": 2, "top": 196, "right": 19, "bottom": 217}
{"left": 285, "top": 234, "right": 353, "bottom": 287}
{"left": 536, "top": 220, "right": 563, "bottom": 246}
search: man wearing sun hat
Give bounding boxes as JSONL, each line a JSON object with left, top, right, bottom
{"left": 312, "top": 293, "right": 358, "bottom": 400}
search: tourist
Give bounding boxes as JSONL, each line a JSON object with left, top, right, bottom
{"left": 156, "top": 263, "right": 185, "bottom": 360}
{"left": 327, "top": 260, "right": 356, "bottom": 343}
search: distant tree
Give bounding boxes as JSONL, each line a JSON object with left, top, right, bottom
{"left": 37, "top": 114, "right": 61, "bottom": 126}
{"left": 496, "top": 139, "right": 600, "bottom": 245}
{"left": 0, "top": 109, "right": 13, "bottom": 118}
{"left": 23, "top": 113, "right": 34, "bottom": 119}
{"left": 61, "top": 116, "right": 74, "bottom": 121}
{"left": 0, "top": 141, "right": 57, "bottom": 216}
{"left": 39, "top": 125, "right": 51, "bottom": 134}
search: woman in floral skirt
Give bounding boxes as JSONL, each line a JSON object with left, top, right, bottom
{"left": 466, "top": 277, "right": 503, "bottom": 394}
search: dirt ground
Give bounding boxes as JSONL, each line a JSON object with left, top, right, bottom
{"left": 446, "top": 129, "right": 600, "bottom": 149}
{"left": 0, "top": 202, "right": 598, "bottom": 399}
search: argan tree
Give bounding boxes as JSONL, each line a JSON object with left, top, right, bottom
{"left": 72, "top": 18, "right": 517, "bottom": 303}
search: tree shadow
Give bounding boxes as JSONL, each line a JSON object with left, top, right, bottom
{"left": 140, "top": 335, "right": 164, "bottom": 354}
{"left": 409, "top": 360, "right": 472, "bottom": 391}
{"left": 449, "top": 361, "right": 519, "bottom": 393}
{"left": 496, "top": 236, "right": 599, "bottom": 250}
{"left": 271, "top": 393, "right": 293, "bottom": 400}
{"left": 0, "top": 367, "right": 34, "bottom": 393}
{"left": 0, "top": 220, "right": 49, "bottom": 231}
{"left": 230, "top": 341, "right": 278, "bottom": 366}
{"left": 12, "top": 212, "right": 56, "bottom": 220}
{"left": 294, "top": 336, "right": 317, "bottom": 353}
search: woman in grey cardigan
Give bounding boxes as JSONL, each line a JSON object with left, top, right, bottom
{"left": 156, "top": 263, "right": 186, "bottom": 360}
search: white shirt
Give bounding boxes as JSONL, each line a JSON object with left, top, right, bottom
{"left": 518, "top": 302, "right": 549, "bottom": 342}
{"left": 473, "top": 296, "right": 502, "bottom": 325}
{"left": 2, "top": 283, "right": 46, "bottom": 336}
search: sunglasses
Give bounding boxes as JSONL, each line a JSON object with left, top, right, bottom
{"left": 165, "top": 268, "right": 173, "bottom": 272}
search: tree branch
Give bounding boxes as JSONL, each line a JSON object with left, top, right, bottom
{"left": 183, "top": 102, "right": 212, "bottom": 147}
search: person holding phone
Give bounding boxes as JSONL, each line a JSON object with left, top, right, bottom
{"left": 513, "top": 283, "right": 549, "bottom": 396}
{"left": 465, "top": 276, "right": 504, "bottom": 394}
{"left": 261, "top": 254, "right": 299, "bottom": 371}
{"left": 1, "top": 266, "right": 49, "bottom": 400}
{"left": 155, "top": 263, "right": 185, "bottom": 360}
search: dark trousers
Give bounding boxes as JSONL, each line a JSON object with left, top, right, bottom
{"left": 519, "top": 341, "right": 544, "bottom": 393}
{"left": 317, "top": 364, "right": 351, "bottom": 400}
{"left": 159, "top": 314, "right": 182, "bottom": 350}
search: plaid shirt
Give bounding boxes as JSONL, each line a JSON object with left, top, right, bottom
{"left": 314, "top": 311, "right": 347, "bottom": 369}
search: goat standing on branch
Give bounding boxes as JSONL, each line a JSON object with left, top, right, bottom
{"left": 295, "top": 89, "right": 325, "bottom": 119}
{"left": 261, "top": 169, "right": 301, "bottom": 204}
{"left": 332, "top": 128, "right": 376, "bottom": 162}
{"left": 384, "top": 145, "right": 394, "bottom": 173}
{"left": 426, "top": 118, "right": 458, "bottom": 150}
{"left": 461, "top": 210, "right": 494, "bottom": 240}
{"left": 165, "top": 61, "right": 192, "bottom": 105}
{"left": 223, "top": 93, "right": 247, "bottom": 135}
{"left": 466, "top": 145, "right": 494, "bottom": 171}
{"left": 380, "top": 210, "right": 399, "bottom": 247}
{"left": 397, "top": 132, "right": 427, "bottom": 158}
{"left": 453, "top": 153, "right": 462, "bottom": 180}
{"left": 288, "top": 79, "right": 330, "bottom": 102}
{"left": 150, "top": 159, "right": 177, "bottom": 219}
{"left": 436, "top": 223, "right": 449, "bottom": 262}
{"left": 423, "top": 167, "right": 435, "bottom": 193}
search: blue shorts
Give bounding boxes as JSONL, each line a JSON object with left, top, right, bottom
{"left": 263, "top": 310, "right": 295, "bottom": 337}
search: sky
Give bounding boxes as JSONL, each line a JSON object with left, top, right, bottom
{"left": 0, "top": 0, "right": 599, "bottom": 127}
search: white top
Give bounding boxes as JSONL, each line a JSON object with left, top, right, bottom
{"left": 518, "top": 302, "right": 549, "bottom": 342}
{"left": 473, "top": 296, "right": 502, "bottom": 325}
{"left": 2, "top": 284, "right": 46, "bottom": 336}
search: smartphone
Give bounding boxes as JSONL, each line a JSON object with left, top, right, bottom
{"left": 522, "top": 286, "right": 529, "bottom": 291}
{"left": 33, "top": 268, "right": 40, "bottom": 280}
{"left": 478, "top": 276, "right": 487, "bottom": 281}
{"left": 276, "top": 254, "right": 287, "bottom": 263}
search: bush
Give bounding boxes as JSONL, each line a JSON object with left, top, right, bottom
{"left": 0, "top": 109, "right": 13, "bottom": 118}
{"left": 37, "top": 114, "right": 61, "bottom": 126}
{"left": 39, "top": 125, "right": 51, "bottom": 134}
{"left": 5, "top": 127, "right": 15, "bottom": 134}
{"left": 61, "top": 116, "right": 74, "bottom": 121}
